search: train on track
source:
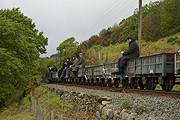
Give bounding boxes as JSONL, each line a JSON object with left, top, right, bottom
{"left": 46, "top": 52, "right": 180, "bottom": 91}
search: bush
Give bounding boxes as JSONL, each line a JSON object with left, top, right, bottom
{"left": 167, "top": 36, "right": 180, "bottom": 44}
{"left": 120, "top": 99, "right": 132, "bottom": 110}
{"left": 135, "top": 105, "right": 147, "bottom": 115}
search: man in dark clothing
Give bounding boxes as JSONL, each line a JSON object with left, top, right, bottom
{"left": 77, "top": 53, "right": 86, "bottom": 75}
{"left": 70, "top": 56, "right": 80, "bottom": 76}
{"left": 58, "top": 60, "right": 66, "bottom": 78}
{"left": 77, "top": 53, "right": 86, "bottom": 68}
{"left": 65, "top": 56, "right": 79, "bottom": 78}
{"left": 116, "top": 36, "right": 140, "bottom": 74}
{"left": 51, "top": 65, "right": 58, "bottom": 72}
{"left": 65, "top": 53, "right": 86, "bottom": 78}
{"left": 60, "top": 58, "right": 73, "bottom": 78}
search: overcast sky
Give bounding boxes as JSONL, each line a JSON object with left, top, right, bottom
{"left": 1, "top": 0, "right": 158, "bottom": 57}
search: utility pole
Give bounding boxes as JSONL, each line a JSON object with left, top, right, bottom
{"left": 138, "top": 0, "right": 142, "bottom": 56}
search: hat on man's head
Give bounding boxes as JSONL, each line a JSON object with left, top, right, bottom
{"left": 126, "top": 36, "right": 134, "bottom": 41}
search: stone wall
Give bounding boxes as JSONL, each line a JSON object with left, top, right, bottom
{"left": 48, "top": 87, "right": 140, "bottom": 120}
{"left": 45, "top": 84, "right": 180, "bottom": 120}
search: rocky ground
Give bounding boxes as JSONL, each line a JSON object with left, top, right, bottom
{"left": 44, "top": 84, "right": 180, "bottom": 120}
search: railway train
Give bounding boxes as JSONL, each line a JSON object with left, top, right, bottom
{"left": 46, "top": 52, "right": 180, "bottom": 91}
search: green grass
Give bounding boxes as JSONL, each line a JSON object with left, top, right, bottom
{"left": 1, "top": 112, "right": 35, "bottom": 120}
{"left": 135, "top": 105, "right": 147, "bottom": 115}
{"left": 0, "top": 98, "right": 35, "bottom": 120}
{"left": 172, "top": 85, "right": 180, "bottom": 91}
{"left": 120, "top": 99, "right": 132, "bottom": 110}
{"left": 33, "top": 86, "right": 74, "bottom": 115}
{"left": 155, "top": 84, "right": 180, "bottom": 91}
{"left": 86, "top": 32, "right": 180, "bottom": 65}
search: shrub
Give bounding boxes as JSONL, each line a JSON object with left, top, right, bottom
{"left": 135, "top": 105, "right": 147, "bottom": 115}
{"left": 120, "top": 99, "right": 132, "bottom": 110}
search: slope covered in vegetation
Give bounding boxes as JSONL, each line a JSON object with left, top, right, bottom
{"left": 56, "top": 0, "right": 180, "bottom": 65}
{"left": 85, "top": 32, "right": 180, "bottom": 65}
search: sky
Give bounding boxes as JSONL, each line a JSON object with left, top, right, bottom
{"left": 1, "top": 0, "right": 158, "bottom": 57}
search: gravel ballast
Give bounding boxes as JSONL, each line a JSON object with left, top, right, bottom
{"left": 45, "top": 84, "right": 180, "bottom": 120}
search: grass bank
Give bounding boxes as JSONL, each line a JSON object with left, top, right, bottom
{"left": 0, "top": 98, "right": 35, "bottom": 120}
{"left": 86, "top": 32, "right": 180, "bottom": 65}
{"left": 32, "top": 86, "right": 95, "bottom": 119}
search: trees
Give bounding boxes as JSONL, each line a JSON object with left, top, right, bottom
{"left": 0, "top": 8, "right": 48, "bottom": 108}
{"left": 37, "top": 58, "right": 56, "bottom": 81}
{"left": 56, "top": 37, "right": 79, "bottom": 63}
{"left": 121, "top": 14, "right": 138, "bottom": 42}
{"left": 160, "top": 0, "right": 180, "bottom": 35}
{"left": 143, "top": 2, "right": 161, "bottom": 41}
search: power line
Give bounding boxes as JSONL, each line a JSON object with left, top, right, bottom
{"left": 87, "top": 0, "right": 122, "bottom": 32}
{"left": 103, "top": 0, "right": 125, "bottom": 17}
{"left": 103, "top": 0, "right": 130, "bottom": 22}
{"left": 111, "top": 1, "right": 134, "bottom": 24}
{"left": 88, "top": 0, "right": 130, "bottom": 33}
{"left": 87, "top": 0, "right": 157, "bottom": 37}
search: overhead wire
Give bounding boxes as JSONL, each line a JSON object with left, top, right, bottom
{"left": 111, "top": 0, "right": 134, "bottom": 24}
{"left": 103, "top": 0, "right": 129, "bottom": 22}
{"left": 88, "top": 0, "right": 159, "bottom": 36}
{"left": 102, "top": 0, "right": 125, "bottom": 17}
{"left": 88, "top": 0, "right": 129, "bottom": 33}
{"left": 87, "top": 0, "right": 121, "bottom": 31}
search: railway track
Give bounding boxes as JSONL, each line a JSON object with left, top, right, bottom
{"left": 47, "top": 82, "right": 180, "bottom": 99}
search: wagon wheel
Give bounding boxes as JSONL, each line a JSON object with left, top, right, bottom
{"left": 69, "top": 78, "right": 72, "bottom": 84}
{"left": 69, "top": 78, "right": 72, "bottom": 83}
{"left": 129, "top": 78, "right": 138, "bottom": 89}
{"left": 87, "top": 78, "right": 90, "bottom": 85}
{"left": 101, "top": 78, "right": 106, "bottom": 87}
{"left": 75, "top": 78, "right": 78, "bottom": 84}
{"left": 62, "top": 78, "right": 66, "bottom": 83}
{"left": 77, "top": 78, "right": 81, "bottom": 85}
{"left": 96, "top": 78, "right": 101, "bottom": 86}
{"left": 107, "top": 78, "right": 113, "bottom": 87}
{"left": 114, "top": 78, "right": 119, "bottom": 88}
{"left": 122, "top": 78, "right": 129, "bottom": 88}
{"left": 99, "top": 78, "right": 103, "bottom": 86}
{"left": 90, "top": 78, "right": 94, "bottom": 86}
{"left": 70, "top": 78, "right": 73, "bottom": 84}
{"left": 80, "top": 78, "right": 83, "bottom": 85}
{"left": 82, "top": 77, "right": 86, "bottom": 85}
{"left": 67, "top": 78, "right": 70, "bottom": 84}
{"left": 145, "top": 78, "right": 156, "bottom": 90}
{"left": 138, "top": 78, "right": 144, "bottom": 90}
{"left": 161, "top": 77, "right": 175, "bottom": 91}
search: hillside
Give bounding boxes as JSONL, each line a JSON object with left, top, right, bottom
{"left": 56, "top": 0, "right": 180, "bottom": 65}
{"left": 85, "top": 32, "right": 180, "bottom": 65}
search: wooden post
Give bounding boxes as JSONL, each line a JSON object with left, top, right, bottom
{"left": 138, "top": 0, "right": 142, "bottom": 56}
